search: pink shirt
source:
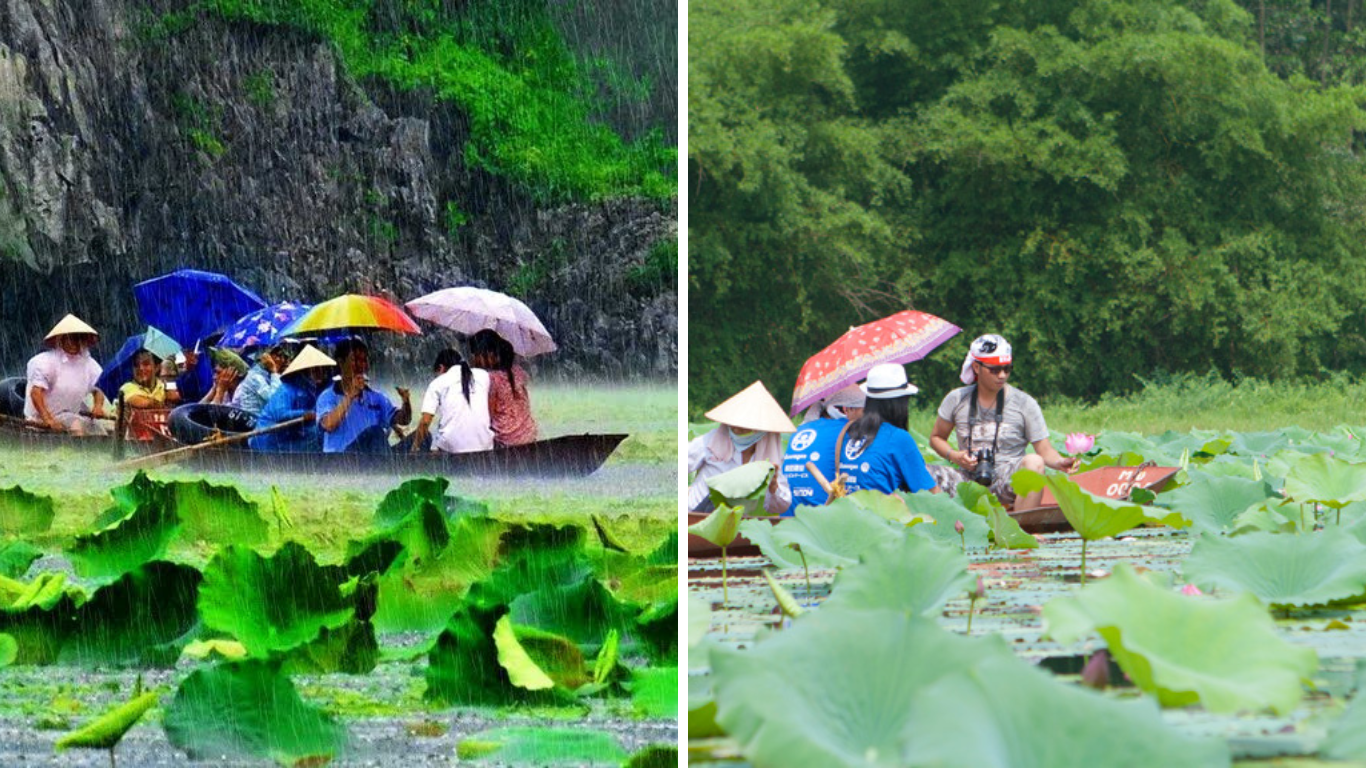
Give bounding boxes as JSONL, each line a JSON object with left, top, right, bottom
{"left": 486, "top": 365, "right": 538, "bottom": 447}
{"left": 24, "top": 349, "right": 102, "bottom": 420}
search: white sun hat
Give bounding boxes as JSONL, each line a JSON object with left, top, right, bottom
{"left": 860, "top": 363, "right": 919, "bottom": 399}
{"left": 705, "top": 381, "right": 798, "bottom": 434}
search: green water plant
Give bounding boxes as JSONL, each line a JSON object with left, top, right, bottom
{"left": 1045, "top": 563, "right": 1318, "bottom": 714}
{"left": 0, "top": 485, "right": 55, "bottom": 536}
{"left": 706, "top": 461, "right": 775, "bottom": 515}
{"left": 55, "top": 688, "right": 159, "bottom": 768}
{"left": 1182, "top": 531, "right": 1366, "bottom": 609}
{"left": 687, "top": 505, "right": 743, "bottom": 604}
{"left": 822, "top": 535, "right": 974, "bottom": 619}
{"left": 1155, "top": 471, "right": 1277, "bottom": 534}
{"left": 1283, "top": 453, "right": 1366, "bottom": 525}
{"left": 456, "top": 726, "right": 627, "bottom": 765}
{"left": 741, "top": 499, "right": 904, "bottom": 571}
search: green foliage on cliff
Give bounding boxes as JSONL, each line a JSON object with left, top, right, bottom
{"left": 199, "top": 0, "right": 674, "bottom": 202}
{"left": 689, "top": 0, "right": 1366, "bottom": 417}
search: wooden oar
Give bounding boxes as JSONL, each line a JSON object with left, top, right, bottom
{"left": 0, "top": 413, "right": 55, "bottom": 431}
{"left": 112, "top": 416, "right": 311, "bottom": 472}
{"left": 805, "top": 461, "right": 833, "bottom": 495}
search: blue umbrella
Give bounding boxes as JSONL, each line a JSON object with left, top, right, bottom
{"left": 95, "top": 326, "right": 181, "bottom": 397}
{"left": 133, "top": 269, "right": 268, "bottom": 348}
{"left": 221, "top": 301, "right": 313, "bottom": 350}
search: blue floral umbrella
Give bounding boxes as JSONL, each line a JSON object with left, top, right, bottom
{"left": 133, "top": 269, "right": 268, "bottom": 348}
{"left": 221, "top": 302, "right": 312, "bottom": 350}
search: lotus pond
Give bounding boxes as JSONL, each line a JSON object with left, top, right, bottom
{"left": 0, "top": 383, "right": 678, "bottom": 766}
{"left": 688, "top": 425, "right": 1366, "bottom": 767}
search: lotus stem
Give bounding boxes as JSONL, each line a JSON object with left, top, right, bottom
{"left": 721, "top": 545, "right": 729, "bottom": 606}
{"left": 798, "top": 549, "right": 812, "bottom": 599}
{"left": 109, "top": 748, "right": 116, "bottom": 768}
{"left": 966, "top": 596, "right": 977, "bottom": 634}
{"left": 958, "top": 530, "right": 966, "bottom": 554}
{"left": 1300, "top": 504, "right": 1305, "bottom": 533}
{"left": 1080, "top": 540, "right": 1088, "bottom": 586}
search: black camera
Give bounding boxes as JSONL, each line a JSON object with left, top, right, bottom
{"left": 971, "top": 449, "right": 996, "bottom": 486}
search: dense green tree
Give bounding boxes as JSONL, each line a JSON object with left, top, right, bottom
{"left": 689, "top": 0, "right": 1366, "bottom": 417}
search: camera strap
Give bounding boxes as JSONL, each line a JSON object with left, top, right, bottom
{"left": 965, "top": 385, "right": 1005, "bottom": 459}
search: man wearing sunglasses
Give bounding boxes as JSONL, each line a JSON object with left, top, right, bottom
{"left": 927, "top": 334, "right": 1076, "bottom": 510}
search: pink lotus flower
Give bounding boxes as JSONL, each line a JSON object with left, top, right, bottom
{"left": 1064, "top": 432, "right": 1096, "bottom": 455}
{"left": 1181, "top": 584, "right": 1202, "bottom": 596}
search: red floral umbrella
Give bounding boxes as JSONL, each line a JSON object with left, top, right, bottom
{"left": 790, "top": 310, "right": 961, "bottom": 415}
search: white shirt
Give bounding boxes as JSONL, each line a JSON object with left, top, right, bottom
{"left": 687, "top": 427, "right": 791, "bottom": 514}
{"left": 24, "top": 349, "right": 102, "bottom": 421}
{"left": 421, "top": 367, "right": 493, "bottom": 453}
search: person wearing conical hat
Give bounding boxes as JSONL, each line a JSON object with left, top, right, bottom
{"left": 927, "top": 334, "right": 1077, "bottom": 511}
{"left": 781, "top": 384, "right": 866, "bottom": 514}
{"left": 688, "top": 381, "right": 797, "bottom": 515}
{"left": 23, "top": 314, "right": 110, "bottom": 435}
{"left": 249, "top": 345, "right": 335, "bottom": 453}
{"left": 834, "top": 363, "right": 935, "bottom": 496}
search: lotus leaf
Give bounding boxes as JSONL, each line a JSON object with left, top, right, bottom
{"left": 978, "top": 491, "right": 1039, "bottom": 550}
{"left": 953, "top": 482, "right": 993, "bottom": 516}
{"left": 282, "top": 617, "right": 379, "bottom": 675}
{"left": 468, "top": 524, "right": 592, "bottom": 611}
{"left": 836, "top": 490, "right": 919, "bottom": 525}
{"left": 55, "top": 690, "right": 159, "bottom": 752}
{"left": 61, "top": 561, "right": 201, "bottom": 667}
{"left": 1283, "top": 453, "right": 1366, "bottom": 508}
{"left": 1320, "top": 679, "right": 1366, "bottom": 759}
{"left": 1228, "top": 431, "right": 1293, "bottom": 457}
{"left": 181, "top": 639, "right": 247, "bottom": 661}
{"left": 763, "top": 569, "right": 805, "bottom": 618}
{"left": 712, "top": 607, "right": 1225, "bottom": 767}
{"left": 823, "top": 535, "right": 974, "bottom": 617}
{"left": 163, "top": 659, "right": 346, "bottom": 765}
{"left": 591, "top": 629, "right": 620, "bottom": 686}
{"left": 427, "top": 603, "right": 548, "bottom": 705}
{"left": 1156, "top": 472, "right": 1276, "bottom": 534}
{"left": 644, "top": 530, "right": 677, "bottom": 565}
{"left": 0, "top": 632, "right": 15, "bottom": 666}
{"left": 0, "top": 540, "right": 41, "bottom": 579}
{"left": 455, "top": 727, "right": 626, "bottom": 765}
{"left": 68, "top": 493, "right": 182, "bottom": 582}
{"left": 1094, "top": 431, "right": 1157, "bottom": 458}
{"left": 1233, "top": 498, "right": 1302, "bottom": 535}
{"left": 199, "top": 542, "right": 355, "bottom": 657}
{"left": 0, "top": 584, "right": 79, "bottom": 664}
{"left": 706, "top": 461, "right": 775, "bottom": 515}
{"left": 741, "top": 503, "right": 903, "bottom": 570}
{"left": 373, "top": 476, "right": 451, "bottom": 531}
{"left": 688, "top": 505, "right": 743, "bottom": 548}
{"left": 629, "top": 666, "right": 677, "bottom": 718}
{"left": 510, "top": 573, "right": 636, "bottom": 648}
{"left": 164, "top": 480, "right": 268, "bottom": 545}
{"left": 633, "top": 594, "right": 678, "bottom": 664}
{"left": 0, "top": 486, "right": 54, "bottom": 536}
{"left": 1183, "top": 532, "right": 1366, "bottom": 608}
{"left": 494, "top": 615, "right": 557, "bottom": 691}
{"left": 625, "top": 744, "right": 679, "bottom": 768}
{"left": 1044, "top": 563, "right": 1318, "bottom": 714}
{"left": 370, "top": 516, "right": 504, "bottom": 634}
{"left": 900, "top": 491, "right": 990, "bottom": 548}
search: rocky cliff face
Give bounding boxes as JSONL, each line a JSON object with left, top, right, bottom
{"left": 0, "top": 0, "right": 676, "bottom": 378}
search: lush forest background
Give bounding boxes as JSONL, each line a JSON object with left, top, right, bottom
{"left": 688, "top": 0, "right": 1366, "bottom": 418}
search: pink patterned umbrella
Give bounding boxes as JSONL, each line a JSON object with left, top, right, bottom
{"left": 790, "top": 310, "right": 961, "bottom": 415}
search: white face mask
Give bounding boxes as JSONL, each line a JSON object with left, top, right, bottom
{"left": 728, "top": 427, "right": 764, "bottom": 451}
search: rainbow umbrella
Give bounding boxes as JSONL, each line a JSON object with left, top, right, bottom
{"left": 790, "top": 309, "right": 961, "bottom": 416}
{"left": 278, "top": 294, "right": 422, "bottom": 337}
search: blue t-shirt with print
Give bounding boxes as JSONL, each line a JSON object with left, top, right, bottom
{"left": 836, "top": 424, "right": 935, "bottom": 495}
{"left": 781, "top": 417, "right": 847, "bottom": 514}
{"left": 316, "top": 384, "right": 396, "bottom": 453}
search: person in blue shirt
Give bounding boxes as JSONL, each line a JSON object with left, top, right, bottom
{"left": 250, "top": 345, "right": 334, "bottom": 453}
{"left": 781, "top": 384, "right": 865, "bottom": 514}
{"left": 316, "top": 339, "right": 412, "bottom": 453}
{"left": 836, "top": 363, "right": 935, "bottom": 496}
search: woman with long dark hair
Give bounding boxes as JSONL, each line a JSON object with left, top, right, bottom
{"left": 409, "top": 347, "right": 493, "bottom": 453}
{"left": 470, "top": 329, "right": 538, "bottom": 447}
{"left": 835, "top": 363, "right": 935, "bottom": 495}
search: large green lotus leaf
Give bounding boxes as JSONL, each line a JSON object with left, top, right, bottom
{"left": 1044, "top": 563, "right": 1317, "bottom": 714}
{"left": 625, "top": 745, "right": 679, "bottom": 768}
{"left": 688, "top": 505, "right": 743, "bottom": 548}
{"left": 0, "top": 540, "right": 42, "bottom": 579}
{"left": 101, "top": 471, "right": 160, "bottom": 525}
{"left": 68, "top": 493, "right": 182, "bottom": 582}
{"left": 163, "top": 659, "right": 346, "bottom": 765}
{"left": 511, "top": 623, "right": 590, "bottom": 691}
{"left": 823, "top": 535, "right": 974, "bottom": 617}
{"left": 902, "top": 653, "right": 1229, "bottom": 767}
{"left": 743, "top": 503, "right": 903, "bottom": 570}
{"left": 953, "top": 481, "right": 993, "bottom": 517}
{"left": 706, "top": 461, "right": 774, "bottom": 515}
{"left": 644, "top": 530, "right": 677, "bottom": 565}
{"left": 370, "top": 515, "right": 505, "bottom": 634}
{"left": 1320, "top": 677, "right": 1366, "bottom": 759}
{"left": 1038, "top": 472, "right": 1181, "bottom": 541}
{"left": 1228, "top": 431, "right": 1293, "bottom": 457}
{"left": 0, "top": 579, "right": 80, "bottom": 664}
{"left": 1094, "top": 431, "right": 1158, "bottom": 458}
{"left": 629, "top": 666, "right": 677, "bottom": 718}
{"left": 1155, "top": 472, "right": 1276, "bottom": 534}
{"left": 1233, "top": 498, "right": 1302, "bottom": 535}
{"left": 509, "top": 573, "right": 635, "bottom": 648}
{"left": 467, "top": 524, "right": 591, "bottom": 610}
{"left": 60, "top": 561, "right": 201, "bottom": 667}
{"left": 494, "top": 615, "right": 556, "bottom": 691}
{"left": 1183, "top": 531, "right": 1366, "bottom": 608}
{"left": 978, "top": 492, "right": 1039, "bottom": 550}
{"left": 282, "top": 617, "right": 379, "bottom": 675}
{"left": 835, "top": 490, "right": 917, "bottom": 525}
{"left": 165, "top": 480, "right": 268, "bottom": 546}
{"left": 634, "top": 595, "right": 678, "bottom": 665}
{"left": 0, "top": 633, "right": 15, "bottom": 666}
{"left": 426, "top": 603, "right": 543, "bottom": 706}
{"left": 0, "top": 486, "right": 54, "bottom": 536}
{"left": 373, "top": 476, "right": 450, "bottom": 531}
{"left": 1283, "top": 453, "right": 1366, "bottom": 508}
{"left": 456, "top": 727, "right": 626, "bottom": 765}
{"left": 199, "top": 542, "right": 354, "bottom": 657}
{"left": 368, "top": 500, "right": 451, "bottom": 563}
{"left": 900, "top": 491, "right": 990, "bottom": 548}
{"left": 55, "top": 690, "right": 159, "bottom": 752}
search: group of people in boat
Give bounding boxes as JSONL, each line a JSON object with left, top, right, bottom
{"left": 17, "top": 313, "right": 537, "bottom": 454}
{"left": 688, "top": 334, "right": 1079, "bottom": 514}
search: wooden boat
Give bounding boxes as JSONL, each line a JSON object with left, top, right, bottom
{"left": 170, "top": 433, "right": 628, "bottom": 478}
{"left": 1008, "top": 464, "right": 1181, "bottom": 533}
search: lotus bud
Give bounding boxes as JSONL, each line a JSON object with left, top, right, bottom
{"left": 954, "top": 520, "right": 965, "bottom": 534}
{"left": 1180, "top": 584, "right": 1202, "bottom": 596}
{"left": 1081, "top": 649, "right": 1110, "bottom": 689}
{"left": 969, "top": 576, "right": 986, "bottom": 600}
{"left": 1064, "top": 432, "right": 1096, "bottom": 456}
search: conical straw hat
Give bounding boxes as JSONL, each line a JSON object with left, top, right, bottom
{"left": 282, "top": 344, "right": 336, "bottom": 377}
{"left": 705, "top": 381, "right": 797, "bottom": 433}
{"left": 43, "top": 314, "right": 98, "bottom": 345}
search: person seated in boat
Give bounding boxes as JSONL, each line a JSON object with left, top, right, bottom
{"left": 118, "top": 349, "right": 181, "bottom": 409}
{"left": 200, "top": 347, "right": 248, "bottom": 405}
{"left": 780, "top": 384, "right": 865, "bottom": 515}
{"left": 688, "top": 381, "right": 795, "bottom": 515}
{"left": 470, "top": 329, "right": 537, "bottom": 447}
{"left": 927, "top": 334, "right": 1077, "bottom": 511}
{"left": 250, "top": 345, "right": 334, "bottom": 453}
{"left": 231, "top": 343, "right": 292, "bottom": 415}
{"left": 834, "top": 364, "right": 936, "bottom": 496}
{"left": 23, "top": 314, "right": 110, "bottom": 435}
{"left": 316, "top": 338, "right": 412, "bottom": 453}
{"left": 408, "top": 348, "right": 493, "bottom": 454}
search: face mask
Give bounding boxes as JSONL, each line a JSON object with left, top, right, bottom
{"left": 729, "top": 427, "right": 764, "bottom": 451}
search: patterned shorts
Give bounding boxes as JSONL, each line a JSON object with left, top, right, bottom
{"left": 927, "top": 456, "right": 1025, "bottom": 507}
